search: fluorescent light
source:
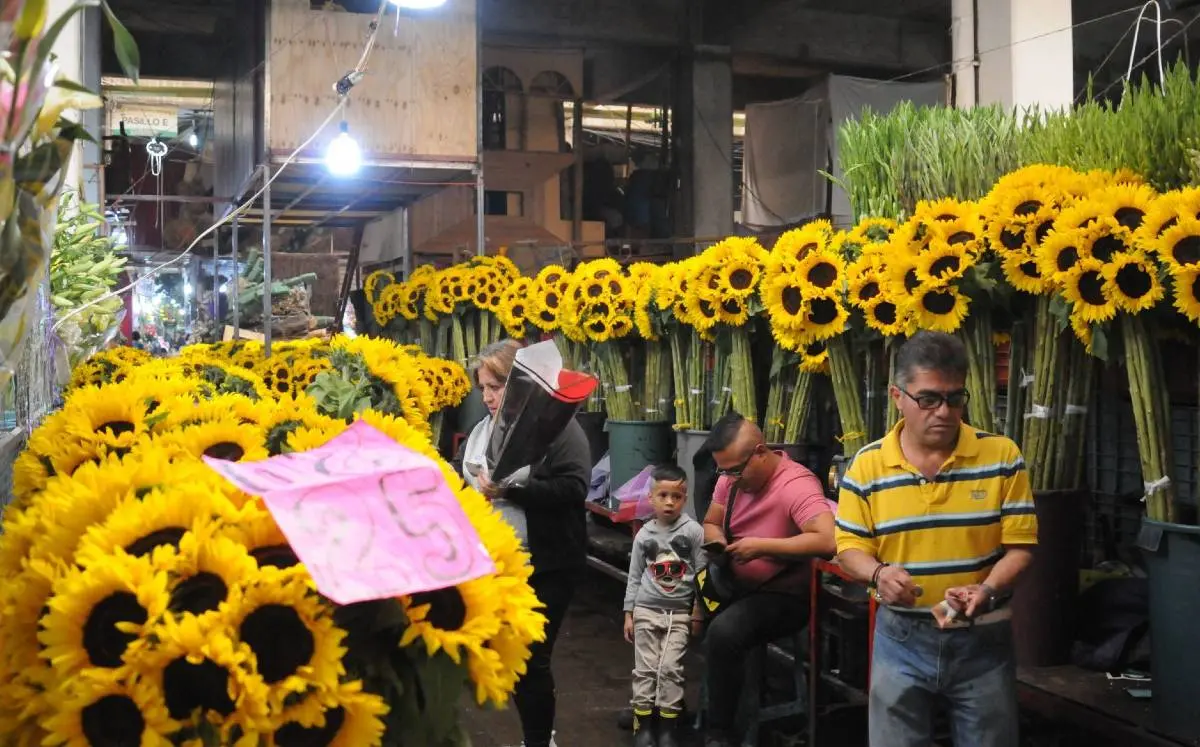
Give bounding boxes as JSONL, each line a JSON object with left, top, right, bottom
{"left": 325, "top": 122, "right": 362, "bottom": 177}
{"left": 188, "top": 132, "right": 199, "bottom": 148}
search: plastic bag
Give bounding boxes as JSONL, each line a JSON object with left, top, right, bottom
{"left": 613, "top": 465, "right": 656, "bottom": 522}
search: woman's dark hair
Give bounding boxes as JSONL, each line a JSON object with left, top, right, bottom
{"left": 894, "top": 331, "right": 968, "bottom": 389}
{"left": 704, "top": 411, "right": 747, "bottom": 453}
{"left": 651, "top": 464, "right": 687, "bottom": 484}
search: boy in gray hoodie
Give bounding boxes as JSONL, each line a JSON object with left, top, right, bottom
{"left": 623, "top": 464, "right": 706, "bottom": 747}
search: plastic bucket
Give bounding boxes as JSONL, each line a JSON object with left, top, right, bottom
{"left": 606, "top": 420, "right": 673, "bottom": 498}
{"left": 676, "top": 430, "right": 710, "bottom": 519}
{"left": 575, "top": 411, "right": 609, "bottom": 468}
{"left": 1140, "top": 519, "right": 1200, "bottom": 741}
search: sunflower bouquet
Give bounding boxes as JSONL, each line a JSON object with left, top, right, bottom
{"left": 2, "top": 347, "right": 545, "bottom": 746}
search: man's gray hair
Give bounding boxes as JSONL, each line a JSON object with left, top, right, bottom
{"left": 893, "top": 331, "right": 969, "bottom": 389}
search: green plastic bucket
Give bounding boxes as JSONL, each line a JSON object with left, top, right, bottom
{"left": 606, "top": 420, "right": 673, "bottom": 495}
{"left": 1140, "top": 518, "right": 1200, "bottom": 741}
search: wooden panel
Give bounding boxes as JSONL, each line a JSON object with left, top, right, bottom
{"left": 481, "top": 150, "right": 573, "bottom": 192}
{"left": 268, "top": 0, "right": 477, "bottom": 161}
{"left": 409, "top": 188, "right": 475, "bottom": 251}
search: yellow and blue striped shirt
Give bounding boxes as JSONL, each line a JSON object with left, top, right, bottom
{"left": 834, "top": 420, "right": 1038, "bottom": 611}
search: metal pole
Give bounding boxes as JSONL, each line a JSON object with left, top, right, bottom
{"left": 212, "top": 229, "right": 219, "bottom": 333}
{"left": 231, "top": 216, "right": 240, "bottom": 339}
{"left": 572, "top": 98, "right": 584, "bottom": 243}
{"left": 263, "top": 167, "right": 273, "bottom": 355}
{"left": 475, "top": 166, "right": 485, "bottom": 256}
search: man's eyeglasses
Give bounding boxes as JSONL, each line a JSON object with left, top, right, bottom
{"left": 900, "top": 388, "right": 971, "bottom": 411}
{"left": 716, "top": 444, "right": 763, "bottom": 478}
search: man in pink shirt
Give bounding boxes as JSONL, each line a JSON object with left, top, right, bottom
{"left": 700, "top": 411, "right": 836, "bottom": 747}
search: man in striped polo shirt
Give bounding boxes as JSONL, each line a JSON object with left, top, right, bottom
{"left": 834, "top": 331, "right": 1037, "bottom": 747}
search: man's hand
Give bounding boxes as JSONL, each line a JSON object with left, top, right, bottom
{"left": 875, "top": 565, "right": 920, "bottom": 607}
{"left": 477, "top": 471, "right": 505, "bottom": 501}
{"left": 726, "top": 537, "right": 768, "bottom": 562}
{"left": 945, "top": 584, "right": 993, "bottom": 619}
{"left": 623, "top": 612, "right": 634, "bottom": 643}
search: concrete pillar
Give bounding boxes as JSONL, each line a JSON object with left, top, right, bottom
{"left": 954, "top": 0, "right": 1073, "bottom": 110}
{"left": 676, "top": 45, "right": 734, "bottom": 253}
{"left": 46, "top": 0, "right": 95, "bottom": 196}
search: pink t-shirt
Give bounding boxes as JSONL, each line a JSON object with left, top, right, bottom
{"left": 711, "top": 453, "right": 834, "bottom": 593}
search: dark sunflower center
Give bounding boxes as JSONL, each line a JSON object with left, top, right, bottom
{"left": 1020, "top": 260, "right": 1041, "bottom": 279}
{"left": 274, "top": 706, "right": 347, "bottom": 747}
{"left": 808, "top": 298, "right": 839, "bottom": 326}
{"left": 699, "top": 301, "right": 716, "bottom": 318}
{"left": 872, "top": 302, "right": 898, "bottom": 326}
{"left": 1015, "top": 200, "right": 1042, "bottom": 216}
{"left": 163, "top": 657, "right": 235, "bottom": 720}
{"left": 806, "top": 262, "right": 837, "bottom": 289}
{"left": 1035, "top": 221, "right": 1054, "bottom": 245}
{"left": 512, "top": 304, "right": 525, "bottom": 317}
{"left": 947, "top": 231, "right": 975, "bottom": 245}
{"left": 1172, "top": 236, "right": 1200, "bottom": 266}
{"left": 805, "top": 341, "right": 827, "bottom": 357}
{"left": 929, "top": 256, "right": 961, "bottom": 278}
{"left": 252, "top": 544, "right": 301, "bottom": 570}
{"left": 782, "top": 287, "right": 803, "bottom": 316}
{"left": 410, "top": 587, "right": 468, "bottom": 630}
{"left": 97, "top": 420, "right": 135, "bottom": 438}
{"left": 1077, "top": 270, "right": 1107, "bottom": 306}
{"left": 170, "top": 572, "right": 229, "bottom": 616}
{"left": 798, "top": 242, "right": 818, "bottom": 257}
{"left": 1114, "top": 262, "right": 1152, "bottom": 299}
{"left": 204, "top": 441, "right": 246, "bottom": 462}
{"left": 1091, "top": 235, "right": 1125, "bottom": 263}
{"left": 857, "top": 282, "right": 880, "bottom": 303}
{"left": 81, "top": 694, "right": 145, "bottom": 746}
{"left": 904, "top": 269, "right": 921, "bottom": 294}
{"left": 721, "top": 299, "right": 743, "bottom": 315}
{"left": 83, "top": 592, "right": 148, "bottom": 668}
{"left": 1114, "top": 207, "right": 1145, "bottom": 230}
{"left": 922, "top": 290, "right": 957, "bottom": 315}
{"left": 1056, "top": 246, "right": 1080, "bottom": 273}
{"left": 588, "top": 320, "right": 607, "bottom": 333}
{"left": 729, "top": 269, "right": 754, "bottom": 290}
{"left": 240, "top": 604, "right": 316, "bottom": 684}
{"left": 587, "top": 284, "right": 603, "bottom": 298}
{"left": 546, "top": 293, "right": 560, "bottom": 309}
{"left": 1001, "top": 227, "right": 1026, "bottom": 250}
{"left": 1159, "top": 217, "right": 1179, "bottom": 236}
{"left": 125, "top": 527, "right": 187, "bottom": 558}
{"left": 1191, "top": 275, "right": 1200, "bottom": 302}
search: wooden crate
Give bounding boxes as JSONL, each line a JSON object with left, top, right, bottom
{"left": 267, "top": 0, "right": 477, "bottom": 163}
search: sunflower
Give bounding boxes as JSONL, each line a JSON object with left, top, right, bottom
{"left": 74, "top": 485, "right": 239, "bottom": 568}
{"left": 914, "top": 197, "right": 974, "bottom": 224}
{"left": 1094, "top": 182, "right": 1158, "bottom": 232}
{"left": 914, "top": 241, "right": 972, "bottom": 285}
{"left": 799, "top": 293, "right": 849, "bottom": 342}
{"left": 1061, "top": 257, "right": 1118, "bottom": 324}
{"left": 1076, "top": 215, "right": 1136, "bottom": 264}
{"left": 862, "top": 297, "right": 911, "bottom": 338}
{"left": 12, "top": 450, "right": 51, "bottom": 502}
{"left": 1170, "top": 265, "right": 1200, "bottom": 323}
{"left": 154, "top": 392, "right": 263, "bottom": 433}
{"left": 1153, "top": 216, "right": 1200, "bottom": 271}
{"left": 41, "top": 675, "right": 179, "bottom": 747}
{"left": 799, "top": 340, "right": 830, "bottom": 373}
{"left": 227, "top": 566, "right": 346, "bottom": 710}
{"left": 1069, "top": 312, "right": 1095, "bottom": 351}
{"left": 59, "top": 384, "right": 151, "bottom": 450}
{"left": 127, "top": 609, "right": 268, "bottom": 731}
{"left": 496, "top": 277, "right": 534, "bottom": 338}
{"left": 266, "top": 681, "right": 388, "bottom": 747}
{"left": 926, "top": 214, "right": 985, "bottom": 254}
{"left": 218, "top": 506, "right": 300, "bottom": 571}
{"left": 161, "top": 420, "right": 269, "bottom": 464}
{"left": 1054, "top": 199, "right": 1106, "bottom": 233}
{"left": 794, "top": 248, "right": 844, "bottom": 295}
{"left": 286, "top": 418, "right": 350, "bottom": 454}
{"left": 714, "top": 254, "right": 763, "bottom": 299}
{"left": 164, "top": 531, "right": 258, "bottom": 617}
{"left": 772, "top": 220, "right": 833, "bottom": 260}
{"left": 1103, "top": 252, "right": 1164, "bottom": 314}
{"left": 400, "top": 576, "right": 506, "bottom": 664}
{"left": 1037, "top": 228, "right": 1084, "bottom": 285}
{"left": 363, "top": 271, "right": 394, "bottom": 304}
{"left": 911, "top": 284, "right": 971, "bottom": 333}
{"left": 1001, "top": 248, "right": 1051, "bottom": 295}
{"left": 38, "top": 551, "right": 169, "bottom": 677}
{"left": 846, "top": 217, "right": 897, "bottom": 245}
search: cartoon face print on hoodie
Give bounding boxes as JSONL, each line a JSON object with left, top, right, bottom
{"left": 641, "top": 535, "right": 697, "bottom": 595}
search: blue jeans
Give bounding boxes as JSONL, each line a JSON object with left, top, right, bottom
{"left": 869, "top": 607, "right": 1018, "bottom": 747}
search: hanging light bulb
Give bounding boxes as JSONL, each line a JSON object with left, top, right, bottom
{"left": 389, "top": 0, "right": 448, "bottom": 7}
{"left": 325, "top": 121, "right": 362, "bottom": 177}
{"left": 188, "top": 131, "right": 199, "bottom": 148}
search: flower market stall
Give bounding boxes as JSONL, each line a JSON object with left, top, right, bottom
{"left": 0, "top": 336, "right": 560, "bottom": 746}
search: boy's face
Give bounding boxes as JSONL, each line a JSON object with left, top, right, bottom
{"left": 649, "top": 479, "right": 687, "bottom": 522}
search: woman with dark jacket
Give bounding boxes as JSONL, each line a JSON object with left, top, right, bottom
{"left": 465, "top": 339, "right": 592, "bottom": 747}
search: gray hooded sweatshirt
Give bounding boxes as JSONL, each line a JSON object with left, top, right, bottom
{"left": 623, "top": 514, "right": 707, "bottom": 613}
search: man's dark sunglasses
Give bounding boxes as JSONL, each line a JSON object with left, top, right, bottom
{"left": 901, "top": 388, "right": 971, "bottom": 411}
{"left": 716, "top": 444, "right": 763, "bottom": 478}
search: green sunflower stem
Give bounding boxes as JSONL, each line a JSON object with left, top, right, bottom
{"left": 479, "top": 310, "right": 491, "bottom": 349}
{"left": 829, "top": 335, "right": 869, "bottom": 456}
{"left": 763, "top": 347, "right": 792, "bottom": 443}
{"left": 599, "top": 343, "right": 636, "bottom": 421}
{"left": 430, "top": 410, "right": 445, "bottom": 449}
{"left": 783, "top": 370, "right": 815, "bottom": 445}
{"left": 450, "top": 315, "right": 467, "bottom": 368}
{"left": 1121, "top": 313, "right": 1176, "bottom": 522}
{"left": 885, "top": 339, "right": 901, "bottom": 432}
{"left": 1053, "top": 340, "right": 1094, "bottom": 489}
{"left": 640, "top": 339, "right": 671, "bottom": 423}
{"left": 959, "top": 313, "right": 996, "bottom": 433}
{"left": 1004, "top": 321, "right": 1030, "bottom": 444}
{"left": 419, "top": 319, "right": 436, "bottom": 357}
{"left": 728, "top": 325, "right": 757, "bottom": 424}
{"left": 1023, "top": 296, "right": 1066, "bottom": 491}
{"left": 688, "top": 331, "right": 706, "bottom": 430}
{"left": 669, "top": 330, "right": 692, "bottom": 430}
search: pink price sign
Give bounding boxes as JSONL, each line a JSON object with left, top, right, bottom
{"left": 203, "top": 421, "right": 496, "bottom": 605}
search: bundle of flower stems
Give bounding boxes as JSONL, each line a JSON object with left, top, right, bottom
{"left": 595, "top": 341, "right": 672, "bottom": 423}
{"left": 762, "top": 352, "right": 815, "bottom": 445}
{"left": 1122, "top": 313, "right": 1176, "bottom": 522}
{"left": 1021, "top": 297, "right": 1095, "bottom": 492}
{"left": 725, "top": 326, "right": 758, "bottom": 425}
{"left": 670, "top": 329, "right": 711, "bottom": 432}
{"left": 828, "top": 336, "right": 870, "bottom": 456}
{"left": 960, "top": 314, "right": 997, "bottom": 433}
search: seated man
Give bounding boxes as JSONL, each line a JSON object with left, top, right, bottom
{"left": 700, "top": 411, "right": 836, "bottom": 747}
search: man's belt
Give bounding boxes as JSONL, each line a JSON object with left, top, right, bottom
{"left": 886, "top": 605, "right": 1012, "bottom": 629}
